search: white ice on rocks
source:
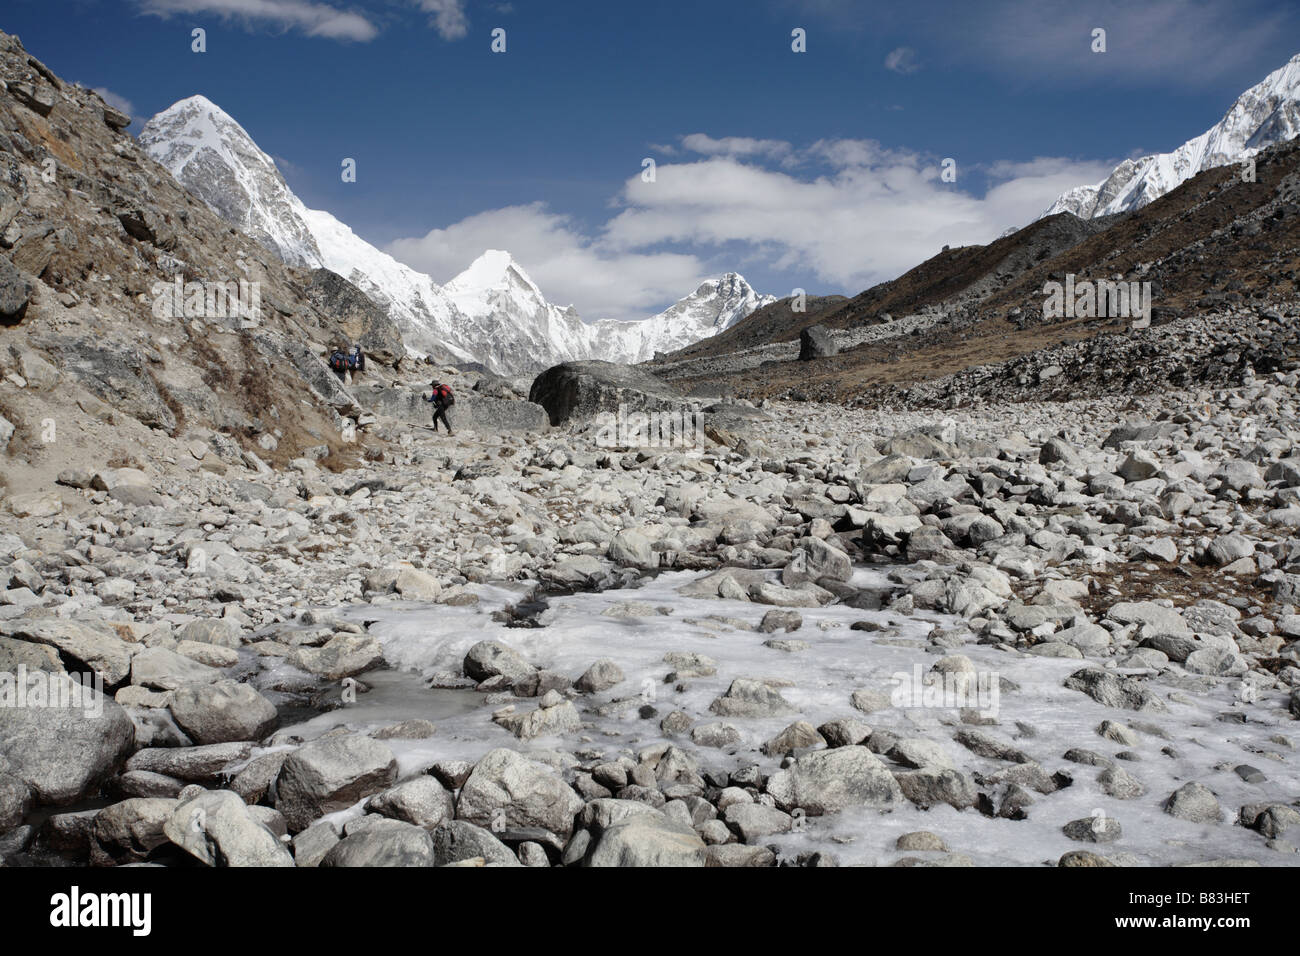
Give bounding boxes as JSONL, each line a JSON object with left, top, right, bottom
{"left": 272, "top": 569, "right": 1297, "bottom": 866}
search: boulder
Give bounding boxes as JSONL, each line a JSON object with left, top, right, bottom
{"left": 431, "top": 820, "right": 523, "bottom": 867}
{"left": 766, "top": 746, "right": 905, "bottom": 815}
{"left": 0, "top": 673, "right": 134, "bottom": 804}
{"left": 89, "top": 797, "right": 176, "bottom": 865}
{"left": 798, "top": 324, "right": 837, "bottom": 360}
{"left": 168, "top": 680, "right": 278, "bottom": 745}
{"left": 456, "top": 748, "right": 583, "bottom": 839}
{"left": 0, "top": 620, "right": 134, "bottom": 685}
{"left": 164, "top": 790, "right": 295, "bottom": 867}
{"left": 585, "top": 813, "right": 706, "bottom": 867}
{"left": 365, "top": 777, "right": 455, "bottom": 830}
{"left": 463, "top": 640, "right": 535, "bottom": 684}
{"left": 321, "top": 818, "right": 436, "bottom": 867}
{"left": 275, "top": 735, "right": 398, "bottom": 832}
{"left": 528, "top": 360, "right": 689, "bottom": 426}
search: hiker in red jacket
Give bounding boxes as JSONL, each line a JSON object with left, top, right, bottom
{"left": 423, "top": 381, "right": 455, "bottom": 435}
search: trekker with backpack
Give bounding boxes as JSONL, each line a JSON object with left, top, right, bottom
{"left": 423, "top": 380, "right": 455, "bottom": 435}
{"left": 348, "top": 344, "right": 366, "bottom": 379}
{"left": 328, "top": 346, "right": 349, "bottom": 382}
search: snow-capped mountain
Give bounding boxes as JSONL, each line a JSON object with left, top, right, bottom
{"left": 588, "top": 272, "right": 775, "bottom": 364}
{"left": 1043, "top": 52, "right": 1300, "bottom": 219}
{"left": 138, "top": 95, "right": 771, "bottom": 376}
{"left": 138, "top": 96, "right": 325, "bottom": 269}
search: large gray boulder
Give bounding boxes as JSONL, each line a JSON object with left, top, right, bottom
{"left": 708, "top": 678, "right": 797, "bottom": 718}
{"left": 528, "top": 360, "right": 691, "bottom": 426}
{"left": 1063, "top": 668, "right": 1166, "bottom": 712}
{"left": 89, "top": 797, "right": 177, "bottom": 865}
{"left": 456, "top": 748, "right": 583, "bottom": 839}
{"left": 585, "top": 813, "right": 707, "bottom": 867}
{"left": 0, "top": 620, "right": 134, "bottom": 685}
{"left": 289, "top": 633, "right": 384, "bottom": 681}
{"left": 164, "top": 790, "right": 294, "bottom": 867}
{"left": 0, "top": 672, "right": 135, "bottom": 804}
{"left": 766, "top": 746, "right": 905, "bottom": 815}
{"left": 463, "top": 640, "right": 535, "bottom": 684}
{"left": 168, "top": 680, "right": 278, "bottom": 745}
{"left": 130, "top": 646, "right": 224, "bottom": 691}
{"left": 431, "top": 820, "right": 522, "bottom": 867}
{"left": 126, "top": 742, "right": 252, "bottom": 783}
{"left": 275, "top": 735, "right": 398, "bottom": 832}
{"left": 798, "top": 324, "right": 837, "bottom": 360}
{"left": 365, "top": 776, "right": 455, "bottom": 830}
{"left": 321, "top": 819, "right": 436, "bottom": 867}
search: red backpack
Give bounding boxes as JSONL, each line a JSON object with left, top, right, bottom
{"left": 433, "top": 384, "right": 455, "bottom": 406}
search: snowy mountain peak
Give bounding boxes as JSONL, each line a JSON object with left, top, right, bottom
{"left": 141, "top": 97, "right": 773, "bottom": 375}
{"left": 1043, "top": 51, "right": 1300, "bottom": 220}
{"left": 444, "top": 249, "right": 551, "bottom": 311}
{"left": 140, "top": 96, "right": 324, "bottom": 268}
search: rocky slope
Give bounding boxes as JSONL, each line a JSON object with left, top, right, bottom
{"left": 0, "top": 31, "right": 424, "bottom": 496}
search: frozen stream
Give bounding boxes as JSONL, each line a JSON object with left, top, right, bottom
{"left": 275, "top": 569, "right": 1297, "bottom": 867}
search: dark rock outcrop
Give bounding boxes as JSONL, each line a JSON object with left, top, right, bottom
{"left": 529, "top": 360, "right": 690, "bottom": 426}
{"left": 302, "top": 269, "right": 405, "bottom": 364}
{"left": 799, "top": 324, "right": 838, "bottom": 360}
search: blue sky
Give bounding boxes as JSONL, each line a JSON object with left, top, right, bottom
{"left": 8, "top": 0, "right": 1300, "bottom": 319}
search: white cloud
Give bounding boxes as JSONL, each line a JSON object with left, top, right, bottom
{"left": 384, "top": 136, "right": 1118, "bottom": 320}
{"left": 134, "top": 0, "right": 379, "bottom": 42}
{"left": 416, "top": 0, "right": 469, "bottom": 40}
{"left": 884, "top": 46, "right": 919, "bottom": 73}
{"left": 386, "top": 203, "right": 706, "bottom": 322}
{"left": 600, "top": 141, "right": 1115, "bottom": 294}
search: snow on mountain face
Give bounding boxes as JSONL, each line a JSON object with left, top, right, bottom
{"left": 138, "top": 96, "right": 325, "bottom": 268}
{"left": 140, "top": 97, "right": 772, "bottom": 376}
{"left": 1043, "top": 52, "right": 1300, "bottom": 219}
{"left": 588, "top": 273, "right": 776, "bottom": 364}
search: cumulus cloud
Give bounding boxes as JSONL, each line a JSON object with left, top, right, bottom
{"left": 134, "top": 0, "right": 379, "bottom": 41}
{"left": 416, "top": 0, "right": 469, "bottom": 40}
{"left": 602, "top": 140, "right": 1113, "bottom": 289}
{"left": 884, "top": 46, "right": 919, "bottom": 73}
{"left": 386, "top": 203, "right": 707, "bottom": 322}
{"left": 385, "top": 136, "right": 1118, "bottom": 320}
